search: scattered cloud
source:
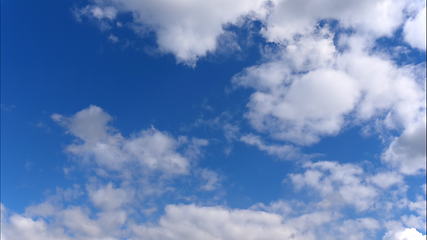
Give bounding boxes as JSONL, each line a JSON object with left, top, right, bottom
{"left": 52, "top": 105, "right": 206, "bottom": 176}
{"left": 240, "top": 134, "right": 307, "bottom": 160}
{"left": 290, "top": 161, "right": 379, "bottom": 211}
{"left": 198, "top": 169, "right": 221, "bottom": 191}
{"left": 2, "top": 1, "right": 426, "bottom": 239}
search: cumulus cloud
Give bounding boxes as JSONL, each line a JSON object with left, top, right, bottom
{"left": 290, "top": 161, "right": 380, "bottom": 211}
{"left": 2, "top": 214, "right": 71, "bottom": 240}
{"left": 384, "top": 228, "right": 427, "bottom": 240}
{"left": 1, "top": 158, "right": 424, "bottom": 240}
{"left": 135, "top": 207, "right": 379, "bottom": 240}
{"left": 3, "top": 1, "right": 426, "bottom": 239}
{"left": 382, "top": 119, "right": 427, "bottom": 175}
{"left": 235, "top": 29, "right": 426, "bottom": 145}
{"left": 368, "top": 172, "right": 404, "bottom": 189}
{"left": 232, "top": 25, "right": 425, "bottom": 182}
{"left": 233, "top": 32, "right": 349, "bottom": 145}
{"left": 78, "top": 0, "right": 268, "bottom": 64}
{"left": 78, "top": 0, "right": 424, "bottom": 64}
{"left": 3, "top": 206, "right": 127, "bottom": 240}
{"left": 286, "top": 158, "right": 425, "bottom": 235}
{"left": 52, "top": 105, "right": 206, "bottom": 176}
{"left": 132, "top": 204, "right": 304, "bottom": 240}
{"left": 333, "top": 218, "right": 380, "bottom": 240}
{"left": 262, "top": 0, "right": 410, "bottom": 42}
{"left": 403, "top": 6, "right": 426, "bottom": 51}
{"left": 2, "top": 203, "right": 322, "bottom": 240}
{"left": 88, "top": 183, "right": 132, "bottom": 210}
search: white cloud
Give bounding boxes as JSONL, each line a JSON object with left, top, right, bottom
{"left": 60, "top": 207, "right": 105, "bottom": 237}
{"left": 290, "top": 161, "right": 379, "bottom": 211}
{"left": 368, "top": 172, "right": 404, "bottom": 189}
{"left": 2, "top": 214, "right": 71, "bottom": 240}
{"left": 337, "top": 38, "right": 426, "bottom": 127}
{"left": 399, "top": 185, "right": 427, "bottom": 231}
{"left": 401, "top": 215, "right": 426, "bottom": 232}
{"left": 3, "top": 203, "right": 307, "bottom": 240}
{"left": 261, "top": 68, "right": 359, "bottom": 144}
{"left": 3, "top": 1, "right": 426, "bottom": 239}
{"left": 403, "top": 6, "right": 426, "bottom": 51}
{"left": 78, "top": 0, "right": 424, "bottom": 64}
{"left": 2, "top": 183, "right": 133, "bottom": 240}
{"left": 234, "top": 30, "right": 425, "bottom": 146}
{"left": 408, "top": 196, "right": 427, "bottom": 219}
{"left": 199, "top": 169, "right": 221, "bottom": 191}
{"left": 3, "top": 206, "right": 127, "bottom": 240}
{"left": 124, "top": 129, "right": 191, "bottom": 175}
{"left": 240, "top": 134, "right": 304, "bottom": 159}
{"left": 335, "top": 218, "right": 380, "bottom": 240}
{"left": 253, "top": 201, "right": 382, "bottom": 240}
{"left": 233, "top": 29, "right": 426, "bottom": 181}
{"left": 52, "top": 105, "right": 206, "bottom": 176}
{"left": 384, "top": 228, "right": 426, "bottom": 240}
{"left": 80, "top": 0, "right": 268, "bottom": 64}
{"left": 382, "top": 118, "right": 426, "bottom": 175}
{"left": 262, "top": 0, "right": 409, "bottom": 42}
{"left": 132, "top": 204, "right": 305, "bottom": 240}
{"left": 76, "top": 5, "right": 118, "bottom": 21}
{"left": 234, "top": 32, "right": 358, "bottom": 145}
{"left": 1, "top": 157, "right": 422, "bottom": 240}
{"left": 88, "top": 183, "right": 132, "bottom": 210}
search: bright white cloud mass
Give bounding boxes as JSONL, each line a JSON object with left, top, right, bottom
{"left": 2, "top": 0, "right": 426, "bottom": 239}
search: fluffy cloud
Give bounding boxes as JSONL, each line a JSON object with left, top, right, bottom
{"left": 132, "top": 204, "right": 304, "bottom": 240}
{"left": 262, "top": 0, "right": 410, "bottom": 42}
{"left": 382, "top": 119, "right": 426, "bottom": 175}
{"left": 3, "top": 207, "right": 126, "bottom": 240}
{"left": 403, "top": 6, "right": 426, "bottom": 51}
{"left": 368, "top": 172, "right": 404, "bottom": 189}
{"left": 1, "top": 203, "right": 327, "bottom": 240}
{"left": 2, "top": 158, "right": 424, "bottom": 240}
{"left": 290, "top": 161, "right": 380, "bottom": 211}
{"left": 3, "top": 1, "right": 426, "bottom": 239}
{"left": 235, "top": 30, "right": 425, "bottom": 145}
{"left": 384, "top": 228, "right": 427, "bottom": 240}
{"left": 287, "top": 158, "right": 426, "bottom": 236}
{"left": 252, "top": 68, "right": 359, "bottom": 144}
{"left": 79, "top": 0, "right": 268, "bottom": 64}
{"left": 88, "top": 183, "right": 132, "bottom": 210}
{"left": 234, "top": 32, "right": 352, "bottom": 145}
{"left": 2, "top": 214, "right": 71, "bottom": 240}
{"left": 52, "top": 105, "right": 206, "bottom": 176}
{"left": 78, "top": 0, "right": 424, "bottom": 64}
{"left": 233, "top": 26, "right": 426, "bottom": 183}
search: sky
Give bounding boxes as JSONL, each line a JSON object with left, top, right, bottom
{"left": 0, "top": 0, "right": 426, "bottom": 239}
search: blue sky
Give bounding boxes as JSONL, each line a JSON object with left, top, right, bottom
{"left": 1, "top": 0, "right": 426, "bottom": 239}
